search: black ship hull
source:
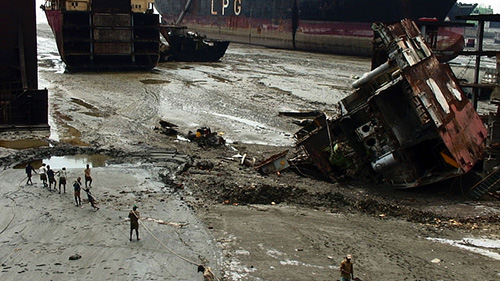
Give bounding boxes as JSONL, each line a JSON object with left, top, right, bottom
{"left": 156, "top": 0, "right": 457, "bottom": 56}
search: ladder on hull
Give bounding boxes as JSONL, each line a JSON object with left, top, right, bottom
{"left": 468, "top": 166, "right": 500, "bottom": 199}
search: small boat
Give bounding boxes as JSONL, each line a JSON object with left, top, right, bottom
{"left": 159, "top": 25, "right": 230, "bottom": 62}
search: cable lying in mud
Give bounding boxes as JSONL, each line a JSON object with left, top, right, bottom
{"left": 0, "top": 176, "right": 27, "bottom": 235}
{"left": 0, "top": 197, "right": 16, "bottom": 235}
{"left": 137, "top": 217, "right": 220, "bottom": 281}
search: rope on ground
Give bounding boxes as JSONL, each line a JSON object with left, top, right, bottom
{"left": 18, "top": 175, "right": 28, "bottom": 188}
{"left": 137, "top": 215, "right": 199, "bottom": 265}
{"left": 0, "top": 175, "right": 29, "bottom": 235}
{"left": 136, "top": 213, "right": 221, "bottom": 281}
{"left": 0, "top": 197, "right": 16, "bottom": 235}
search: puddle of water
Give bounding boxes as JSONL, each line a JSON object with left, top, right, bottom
{"left": 427, "top": 237, "right": 500, "bottom": 261}
{"left": 14, "top": 154, "right": 111, "bottom": 169}
{"left": 0, "top": 139, "right": 49, "bottom": 149}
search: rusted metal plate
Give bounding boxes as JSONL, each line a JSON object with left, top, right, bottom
{"left": 93, "top": 42, "right": 132, "bottom": 54}
{"left": 403, "top": 59, "right": 487, "bottom": 172}
{"left": 255, "top": 150, "right": 290, "bottom": 174}
{"left": 93, "top": 13, "right": 131, "bottom": 26}
{"left": 93, "top": 28, "right": 131, "bottom": 42}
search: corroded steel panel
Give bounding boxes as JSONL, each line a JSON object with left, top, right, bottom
{"left": 93, "top": 28, "right": 132, "bottom": 42}
{"left": 93, "top": 13, "right": 131, "bottom": 26}
{"left": 93, "top": 42, "right": 132, "bottom": 54}
{"left": 403, "top": 62, "right": 487, "bottom": 172}
{"left": 401, "top": 53, "right": 486, "bottom": 173}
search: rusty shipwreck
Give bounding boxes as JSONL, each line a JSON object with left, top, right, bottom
{"left": 41, "top": 0, "right": 160, "bottom": 71}
{"left": 293, "top": 19, "right": 488, "bottom": 188}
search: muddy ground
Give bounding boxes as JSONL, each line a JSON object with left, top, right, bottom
{"left": 0, "top": 22, "right": 499, "bottom": 281}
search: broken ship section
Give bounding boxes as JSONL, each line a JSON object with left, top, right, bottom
{"left": 294, "top": 19, "right": 487, "bottom": 188}
{"left": 42, "top": 0, "right": 160, "bottom": 71}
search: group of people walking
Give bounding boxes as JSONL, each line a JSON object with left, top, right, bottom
{"left": 25, "top": 162, "right": 98, "bottom": 210}
{"left": 25, "top": 162, "right": 68, "bottom": 193}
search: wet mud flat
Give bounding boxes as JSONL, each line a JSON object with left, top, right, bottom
{"left": 177, "top": 142, "right": 500, "bottom": 280}
{"left": 0, "top": 22, "right": 499, "bottom": 280}
{"left": 0, "top": 147, "right": 219, "bottom": 280}
{"left": 1, "top": 143, "right": 499, "bottom": 281}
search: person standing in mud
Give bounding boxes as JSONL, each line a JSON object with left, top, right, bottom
{"left": 84, "top": 164, "right": 92, "bottom": 188}
{"left": 128, "top": 205, "right": 140, "bottom": 241}
{"left": 39, "top": 163, "right": 47, "bottom": 187}
{"left": 73, "top": 177, "right": 82, "bottom": 206}
{"left": 46, "top": 165, "right": 57, "bottom": 191}
{"left": 57, "top": 167, "right": 67, "bottom": 194}
{"left": 25, "top": 163, "right": 36, "bottom": 185}
{"left": 83, "top": 188, "right": 99, "bottom": 211}
{"left": 340, "top": 254, "right": 354, "bottom": 281}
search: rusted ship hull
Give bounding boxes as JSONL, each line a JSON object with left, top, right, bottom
{"left": 43, "top": 0, "right": 160, "bottom": 71}
{"left": 294, "top": 19, "right": 487, "bottom": 188}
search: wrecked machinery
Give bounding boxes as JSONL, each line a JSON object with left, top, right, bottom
{"left": 293, "top": 19, "right": 487, "bottom": 188}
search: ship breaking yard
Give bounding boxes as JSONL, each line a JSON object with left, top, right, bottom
{"left": 1, "top": 1, "right": 500, "bottom": 281}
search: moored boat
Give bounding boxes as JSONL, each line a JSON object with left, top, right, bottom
{"left": 155, "top": 0, "right": 462, "bottom": 57}
{"left": 159, "top": 25, "right": 230, "bottom": 62}
{"left": 42, "top": 0, "right": 160, "bottom": 71}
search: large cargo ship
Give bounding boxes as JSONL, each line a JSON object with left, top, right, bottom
{"left": 42, "top": 0, "right": 160, "bottom": 71}
{"left": 446, "top": 2, "right": 477, "bottom": 22}
{"left": 155, "top": 0, "right": 460, "bottom": 56}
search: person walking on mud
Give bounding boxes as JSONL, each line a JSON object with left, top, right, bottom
{"left": 83, "top": 188, "right": 99, "bottom": 211}
{"left": 340, "top": 254, "right": 354, "bottom": 281}
{"left": 39, "top": 163, "right": 48, "bottom": 187}
{"left": 73, "top": 177, "right": 82, "bottom": 206}
{"left": 46, "top": 165, "right": 57, "bottom": 191}
{"left": 25, "top": 163, "right": 36, "bottom": 185}
{"left": 84, "top": 164, "right": 92, "bottom": 188}
{"left": 57, "top": 167, "right": 68, "bottom": 194}
{"left": 128, "top": 205, "right": 140, "bottom": 241}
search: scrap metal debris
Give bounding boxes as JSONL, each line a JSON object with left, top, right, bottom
{"left": 254, "top": 150, "right": 290, "bottom": 175}
{"left": 187, "top": 127, "right": 225, "bottom": 147}
{"left": 155, "top": 120, "right": 179, "bottom": 136}
{"left": 292, "top": 19, "right": 487, "bottom": 188}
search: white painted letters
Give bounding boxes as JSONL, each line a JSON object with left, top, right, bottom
{"left": 211, "top": 0, "right": 217, "bottom": 15}
{"left": 211, "top": 0, "right": 242, "bottom": 16}
{"left": 234, "top": 0, "right": 242, "bottom": 15}
{"left": 222, "top": 0, "right": 229, "bottom": 15}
